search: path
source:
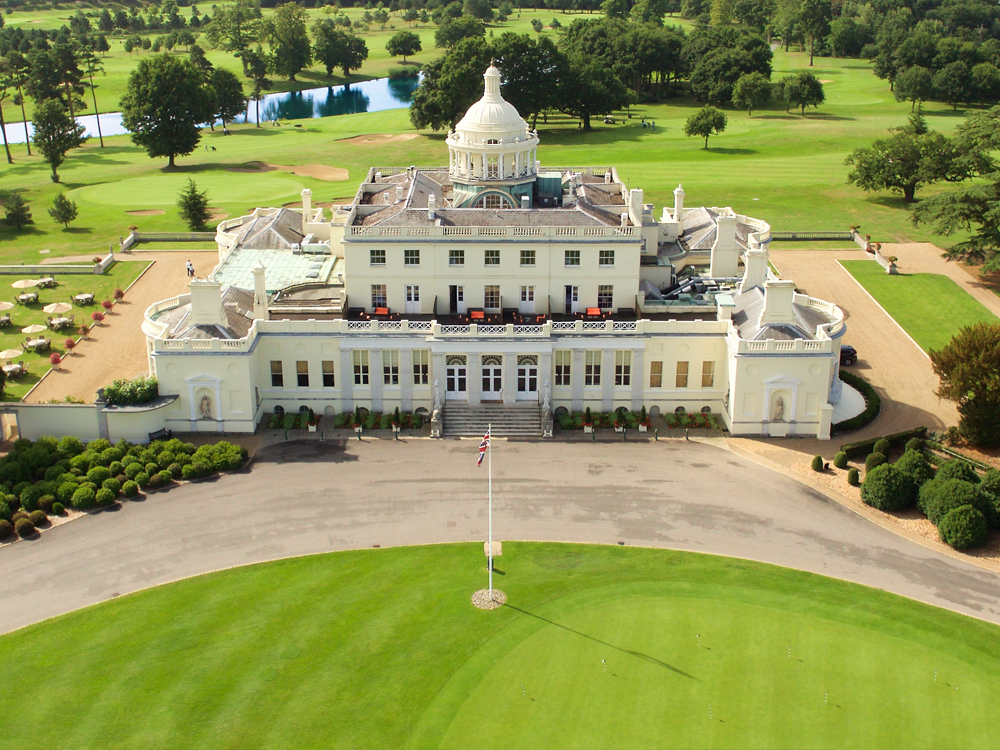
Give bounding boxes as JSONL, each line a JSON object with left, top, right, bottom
{"left": 26, "top": 252, "right": 218, "bottom": 404}
{"left": 2, "top": 439, "right": 1000, "bottom": 635}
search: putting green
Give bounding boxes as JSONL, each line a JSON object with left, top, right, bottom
{"left": 1, "top": 543, "right": 999, "bottom": 749}
{"left": 75, "top": 172, "right": 306, "bottom": 208}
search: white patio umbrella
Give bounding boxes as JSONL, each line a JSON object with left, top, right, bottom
{"left": 11, "top": 279, "right": 38, "bottom": 289}
{"left": 0, "top": 348, "right": 23, "bottom": 361}
{"left": 43, "top": 302, "right": 72, "bottom": 314}
{"left": 0, "top": 301, "right": 13, "bottom": 311}
{"left": 21, "top": 324, "right": 47, "bottom": 334}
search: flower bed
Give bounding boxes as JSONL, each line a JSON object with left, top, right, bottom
{"left": 557, "top": 407, "right": 721, "bottom": 432}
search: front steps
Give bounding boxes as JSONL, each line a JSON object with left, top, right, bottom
{"left": 442, "top": 401, "right": 541, "bottom": 437}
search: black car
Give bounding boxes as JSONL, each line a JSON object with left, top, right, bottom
{"left": 840, "top": 345, "right": 857, "bottom": 366}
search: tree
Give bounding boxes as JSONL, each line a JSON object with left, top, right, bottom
{"left": 0, "top": 58, "right": 14, "bottom": 164}
{"left": 81, "top": 48, "right": 106, "bottom": 148}
{"left": 189, "top": 44, "right": 215, "bottom": 73}
{"left": 464, "top": 0, "right": 494, "bottom": 22}
{"left": 799, "top": 0, "right": 831, "bottom": 66}
{"left": 51, "top": 42, "right": 87, "bottom": 123}
{"left": 48, "top": 193, "right": 78, "bottom": 229}
{"left": 531, "top": 18, "right": 543, "bottom": 32}
{"left": 210, "top": 68, "right": 246, "bottom": 134}
{"left": 410, "top": 37, "right": 492, "bottom": 130}
{"left": 435, "top": 16, "right": 486, "bottom": 48}
{"left": 204, "top": 0, "right": 262, "bottom": 75}
{"left": 934, "top": 61, "right": 974, "bottom": 111}
{"left": 95, "top": 35, "right": 111, "bottom": 57}
{"left": 244, "top": 46, "right": 272, "bottom": 128}
{"left": 386, "top": 30, "right": 421, "bottom": 62}
{"left": 312, "top": 21, "right": 369, "bottom": 77}
{"left": 893, "top": 66, "right": 933, "bottom": 111}
{"left": 929, "top": 322, "right": 1000, "bottom": 447}
{"left": 732, "top": 71, "right": 770, "bottom": 115}
{"left": 557, "top": 58, "right": 629, "bottom": 131}
{"left": 492, "top": 33, "right": 568, "bottom": 128}
{"left": 99, "top": 8, "right": 114, "bottom": 34}
{"left": 120, "top": 54, "right": 216, "bottom": 168}
{"left": 780, "top": 70, "right": 824, "bottom": 115}
{"left": 684, "top": 105, "right": 727, "bottom": 148}
{"left": 972, "top": 63, "right": 1000, "bottom": 106}
{"left": 264, "top": 3, "right": 312, "bottom": 81}
{"left": 2, "top": 192, "right": 32, "bottom": 231}
{"left": 178, "top": 179, "right": 212, "bottom": 231}
{"left": 31, "top": 99, "right": 87, "bottom": 182}
{"left": 7, "top": 52, "right": 33, "bottom": 155}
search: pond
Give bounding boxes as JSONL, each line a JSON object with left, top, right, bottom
{"left": 1, "top": 74, "right": 421, "bottom": 146}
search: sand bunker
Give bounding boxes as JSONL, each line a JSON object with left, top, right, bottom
{"left": 820, "top": 79, "right": 833, "bottom": 83}
{"left": 338, "top": 133, "right": 419, "bottom": 145}
{"left": 126, "top": 209, "right": 166, "bottom": 216}
{"left": 227, "top": 161, "right": 348, "bottom": 181}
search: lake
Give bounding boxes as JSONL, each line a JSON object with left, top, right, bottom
{"left": 1, "top": 74, "right": 421, "bottom": 146}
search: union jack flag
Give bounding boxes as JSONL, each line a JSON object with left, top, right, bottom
{"left": 477, "top": 428, "right": 491, "bottom": 467}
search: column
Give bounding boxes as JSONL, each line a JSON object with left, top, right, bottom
{"left": 432, "top": 351, "right": 446, "bottom": 396}
{"left": 469, "top": 353, "right": 482, "bottom": 406}
{"left": 503, "top": 354, "right": 517, "bottom": 405}
{"left": 340, "top": 347, "right": 353, "bottom": 413}
{"left": 369, "top": 348, "right": 383, "bottom": 413}
{"left": 571, "top": 349, "right": 584, "bottom": 412}
{"left": 631, "top": 348, "right": 644, "bottom": 411}
{"left": 601, "top": 349, "right": 614, "bottom": 412}
{"left": 400, "top": 348, "right": 413, "bottom": 412}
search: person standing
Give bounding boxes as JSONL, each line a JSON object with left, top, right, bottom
{"left": 186, "top": 260, "right": 194, "bottom": 277}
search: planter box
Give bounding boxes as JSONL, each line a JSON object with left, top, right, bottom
{"left": 638, "top": 424, "right": 648, "bottom": 433}
{"left": 583, "top": 425, "right": 593, "bottom": 434}
{"left": 354, "top": 426, "right": 363, "bottom": 434}
{"left": 614, "top": 426, "right": 624, "bottom": 433}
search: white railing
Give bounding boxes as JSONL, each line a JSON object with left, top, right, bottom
{"left": 583, "top": 321, "right": 606, "bottom": 331}
{"left": 551, "top": 321, "right": 576, "bottom": 331}
{"left": 379, "top": 320, "right": 402, "bottom": 331}
{"left": 736, "top": 337, "right": 833, "bottom": 354}
{"left": 514, "top": 325, "right": 544, "bottom": 335}
{"left": 440, "top": 325, "right": 470, "bottom": 335}
{"left": 409, "top": 321, "right": 433, "bottom": 331}
{"left": 347, "top": 321, "right": 372, "bottom": 331}
{"left": 346, "top": 224, "right": 640, "bottom": 241}
{"left": 612, "top": 321, "right": 637, "bottom": 331}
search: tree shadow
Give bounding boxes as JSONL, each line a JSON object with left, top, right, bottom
{"left": 804, "top": 112, "right": 856, "bottom": 121}
{"left": 754, "top": 114, "right": 798, "bottom": 120}
{"left": 63, "top": 227, "right": 92, "bottom": 234}
{"left": 706, "top": 147, "right": 757, "bottom": 155}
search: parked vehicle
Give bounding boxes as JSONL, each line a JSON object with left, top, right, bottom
{"left": 840, "top": 345, "right": 857, "bottom": 366}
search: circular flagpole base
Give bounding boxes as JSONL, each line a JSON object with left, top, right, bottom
{"left": 472, "top": 589, "right": 506, "bottom": 610}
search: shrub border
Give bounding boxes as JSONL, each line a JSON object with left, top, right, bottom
{"left": 831, "top": 370, "right": 881, "bottom": 436}
{"left": 840, "top": 426, "right": 928, "bottom": 460}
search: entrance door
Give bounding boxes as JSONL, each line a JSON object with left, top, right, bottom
{"left": 517, "top": 355, "right": 538, "bottom": 399}
{"left": 449, "top": 285, "right": 466, "bottom": 315}
{"left": 405, "top": 285, "right": 420, "bottom": 314}
{"left": 445, "top": 356, "right": 467, "bottom": 400}
{"left": 564, "top": 285, "right": 579, "bottom": 315}
{"left": 519, "top": 285, "right": 535, "bottom": 314}
{"left": 481, "top": 355, "right": 503, "bottom": 400}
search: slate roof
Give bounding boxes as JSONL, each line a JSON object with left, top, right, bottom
{"left": 730, "top": 286, "right": 835, "bottom": 342}
{"left": 232, "top": 208, "right": 304, "bottom": 250}
{"left": 157, "top": 287, "right": 256, "bottom": 341}
{"left": 679, "top": 207, "right": 758, "bottom": 253}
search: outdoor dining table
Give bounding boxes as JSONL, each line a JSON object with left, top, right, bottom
{"left": 49, "top": 316, "right": 71, "bottom": 330}
{"left": 18, "top": 293, "right": 38, "bottom": 304}
{"left": 26, "top": 338, "right": 50, "bottom": 352}
{"left": 36, "top": 277, "right": 56, "bottom": 288}
{"left": 73, "top": 293, "right": 94, "bottom": 305}
{"left": 2, "top": 364, "right": 22, "bottom": 377}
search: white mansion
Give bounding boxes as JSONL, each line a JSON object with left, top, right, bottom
{"left": 141, "top": 65, "right": 853, "bottom": 438}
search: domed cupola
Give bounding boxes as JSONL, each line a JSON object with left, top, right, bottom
{"left": 446, "top": 64, "right": 540, "bottom": 208}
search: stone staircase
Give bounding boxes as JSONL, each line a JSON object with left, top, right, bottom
{"left": 443, "top": 402, "right": 541, "bottom": 437}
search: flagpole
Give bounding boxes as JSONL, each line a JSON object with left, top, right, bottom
{"left": 488, "top": 422, "right": 493, "bottom": 598}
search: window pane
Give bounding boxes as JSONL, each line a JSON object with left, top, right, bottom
{"left": 598, "top": 285, "right": 613, "bottom": 309}
{"left": 520, "top": 249, "right": 535, "bottom": 266}
{"left": 270, "top": 360, "right": 283, "bottom": 387}
{"left": 676, "top": 361, "right": 689, "bottom": 389}
{"left": 371, "top": 285, "right": 387, "bottom": 309}
{"left": 322, "top": 360, "right": 335, "bottom": 388}
{"left": 565, "top": 250, "right": 580, "bottom": 266}
{"left": 450, "top": 249, "right": 464, "bottom": 266}
{"left": 370, "top": 249, "right": 385, "bottom": 265}
{"left": 404, "top": 249, "right": 419, "bottom": 266}
{"left": 599, "top": 249, "right": 615, "bottom": 266}
{"left": 650, "top": 361, "right": 663, "bottom": 388}
{"left": 484, "top": 285, "right": 500, "bottom": 309}
{"left": 485, "top": 249, "right": 499, "bottom": 266}
{"left": 702, "top": 361, "right": 715, "bottom": 388}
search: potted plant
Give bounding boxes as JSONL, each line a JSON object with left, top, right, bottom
{"left": 638, "top": 405, "right": 650, "bottom": 433}
{"left": 307, "top": 408, "right": 318, "bottom": 432}
{"left": 614, "top": 411, "right": 625, "bottom": 432}
{"left": 391, "top": 406, "right": 402, "bottom": 433}
{"left": 583, "top": 406, "right": 593, "bottom": 433}
{"left": 353, "top": 406, "right": 364, "bottom": 434}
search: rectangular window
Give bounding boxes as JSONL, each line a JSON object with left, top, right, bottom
{"left": 370, "top": 248, "right": 385, "bottom": 266}
{"left": 615, "top": 350, "right": 631, "bottom": 386}
{"left": 484, "top": 284, "right": 500, "bottom": 310}
{"left": 322, "top": 360, "right": 335, "bottom": 388}
{"left": 649, "top": 361, "right": 663, "bottom": 388}
{"left": 585, "top": 351, "right": 601, "bottom": 386}
{"left": 296, "top": 360, "right": 309, "bottom": 388}
{"left": 270, "top": 360, "right": 283, "bottom": 388}
{"left": 484, "top": 249, "right": 500, "bottom": 266}
{"left": 382, "top": 350, "right": 399, "bottom": 385}
{"left": 371, "top": 284, "right": 387, "bottom": 309}
{"left": 520, "top": 249, "right": 536, "bottom": 267}
{"left": 449, "top": 248, "right": 465, "bottom": 266}
{"left": 520, "top": 285, "right": 534, "bottom": 302}
{"left": 565, "top": 249, "right": 580, "bottom": 266}
{"left": 353, "top": 350, "right": 369, "bottom": 386}
{"left": 598, "top": 285, "right": 613, "bottom": 309}
{"left": 413, "top": 350, "right": 429, "bottom": 385}
{"left": 599, "top": 249, "right": 615, "bottom": 267}
{"left": 702, "top": 361, "right": 715, "bottom": 388}
{"left": 555, "top": 351, "right": 571, "bottom": 386}
{"left": 404, "top": 249, "right": 420, "bottom": 266}
{"left": 676, "top": 361, "right": 689, "bottom": 389}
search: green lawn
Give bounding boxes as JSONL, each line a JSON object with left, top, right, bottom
{"left": 841, "top": 260, "right": 997, "bottom": 352}
{"left": 0, "top": 260, "right": 150, "bottom": 401}
{"left": 1, "top": 542, "right": 999, "bottom": 749}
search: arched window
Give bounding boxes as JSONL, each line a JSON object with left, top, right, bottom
{"left": 674, "top": 406, "right": 686, "bottom": 414}
{"left": 477, "top": 194, "right": 509, "bottom": 209}
{"left": 485, "top": 138, "right": 500, "bottom": 145}
{"left": 274, "top": 405, "right": 285, "bottom": 416}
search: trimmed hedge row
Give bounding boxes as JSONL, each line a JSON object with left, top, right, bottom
{"left": 840, "top": 427, "right": 928, "bottom": 460}
{"left": 831, "top": 371, "right": 881, "bottom": 436}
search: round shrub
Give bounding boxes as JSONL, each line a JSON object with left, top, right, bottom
{"left": 939, "top": 505, "right": 989, "bottom": 550}
{"left": 894, "top": 450, "right": 935, "bottom": 488}
{"left": 11, "top": 482, "right": 30, "bottom": 497}
{"left": 833, "top": 451, "right": 848, "bottom": 470}
{"left": 86, "top": 439, "right": 111, "bottom": 454}
{"left": 0, "top": 519, "right": 12, "bottom": 538}
{"left": 920, "top": 479, "right": 984, "bottom": 525}
{"left": 95, "top": 487, "right": 115, "bottom": 507}
{"left": 108, "top": 460, "right": 123, "bottom": 477}
{"left": 57, "top": 435, "right": 85, "bottom": 457}
{"left": 11, "top": 510, "right": 28, "bottom": 524}
{"left": 121, "top": 481, "right": 139, "bottom": 498}
{"left": 6, "top": 496, "right": 19, "bottom": 512}
{"left": 148, "top": 473, "right": 164, "bottom": 489}
{"left": 156, "top": 451, "right": 175, "bottom": 470}
{"left": 135, "top": 472, "right": 150, "bottom": 489}
{"left": 167, "top": 462, "right": 182, "bottom": 479}
{"left": 905, "top": 437, "right": 924, "bottom": 453}
{"left": 57, "top": 482, "right": 78, "bottom": 505}
{"left": 37, "top": 495, "right": 55, "bottom": 513}
{"left": 144, "top": 462, "right": 159, "bottom": 476}
{"left": 57, "top": 472, "right": 76, "bottom": 485}
{"left": 979, "top": 469, "right": 1000, "bottom": 516}
{"left": 936, "top": 460, "right": 979, "bottom": 485}
{"left": 861, "top": 464, "right": 915, "bottom": 511}
{"left": 102, "top": 447, "right": 123, "bottom": 464}
{"left": 51, "top": 502, "right": 64, "bottom": 515}
{"left": 116, "top": 473, "right": 127, "bottom": 485}
{"left": 69, "top": 454, "right": 93, "bottom": 473}
{"left": 124, "top": 463, "right": 143, "bottom": 480}
{"left": 86, "top": 466, "right": 112, "bottom": 486}
{"left": 19, "top": 485, "right": 44, "bottom": 513}
{"left": 69, "top": 467, "right": 82, "bottom": 477}
{"left": 873, "top": 438, "right": 891, "bottom": 455}
{"left": 44, "top": 465, "right": 64, "bottom": 482}
{"left": 14, "top": 518, "right": 34, "bottom": 538}
{"left": 0, "top": 498, "right": 9, "bottom": 522}
{"left": 811, "top": 455, "right": 824, "bottom": 472}
{"left": 29, "top": 510, "right": 47, "bottom": 526}
{"left": 157, "top": 470, "right": 173, "bottom": 484}
{"left": 70, "top": 487, "right": 96, "bottom": 510}
{"left": 102, "top": 478, "right": 121, "bottom": 496}
{"left": 865, "top": 452, "right": 886, "bottom": 472}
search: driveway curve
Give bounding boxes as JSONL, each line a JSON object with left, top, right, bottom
{"left": 2, "top": 439, "right": 1000, "bottom": 635}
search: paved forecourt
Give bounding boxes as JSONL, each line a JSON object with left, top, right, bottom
{"left": 2, "top": 439, "right": 1000, "bottom": 634}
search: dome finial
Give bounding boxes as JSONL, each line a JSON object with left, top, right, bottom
{"left": 483, "top": 62, "right": 501, "bottom": 100}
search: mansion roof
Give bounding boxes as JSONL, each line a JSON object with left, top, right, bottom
{"left": 731, "top": 286, "right": 832, "bottom": 341}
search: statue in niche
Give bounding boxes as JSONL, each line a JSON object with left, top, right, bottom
{"left": 431, "top": 380, "right": 442, "bottom": 424}
{"left": 541, "top": 381, "right": 552, "bottom": 423}
{"left": 773, "top": 396, "right": 784, "bottom": 422}
{"left": 199, "top": 394, "right": 213, "bottom": 420}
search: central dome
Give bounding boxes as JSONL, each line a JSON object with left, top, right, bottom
{"left": 455, "top": 65, "right": 530, "bottom": 135}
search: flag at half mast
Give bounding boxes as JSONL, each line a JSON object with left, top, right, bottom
{"left": 477, "top": 428, "right": 491, "bottom": 467}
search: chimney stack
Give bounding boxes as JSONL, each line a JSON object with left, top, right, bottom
{"left": 252, "top": 262, "right": 269, "bottom": 321}
{"left": 521, "top": 194, "right": 531, "bottom": 209}
{"left": 395, "top": 184, "right": 404, "bottom": 203}
{"left": 604, "top": 170, "right": 613, "bottom": 184}
{"left": 759, "top": 279, "right": 798, "bottom": 326}
{"left": 740, "top": 248, "right": 769, "bottom": 293}
{"left": 628, "top": 188, "right": 644, "bottom": 227}
{"left": 620, "top": 213, "right": 628, "bottom": 228}
{"left": 300, "top": 188, "right": 312, "bottom": 234}
{"left": 427, "top": 194, "right": 436, "bottom": 220}
{"left": 188, "top": 279, "right": 226, "bottom": 328}
{"left": 673, "top": 184, "right": 685, "bottom": 221}
{"left": 710, "top": 215, "right": 739, "bottom": 278}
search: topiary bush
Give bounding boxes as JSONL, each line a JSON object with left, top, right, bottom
{"left": 811, "top": 455, "right": 824, "bottom": 472}
{"left": 894, "top": 450, "right": 935, "bottom": 488}
{"left": 57, "top": 435, "right": 84, "bottom": 457}
{"left": 144, "top": 462, "right": 159, "bottom": 476}
{"left": 156, "top": 470, "right": 173, "bottom": 485}
{"left": 938, "top": 505, "right": 989, "bottom": 550}
{"left": 57, "top": 481, "right": 78, "bottom": 505}
{"left": 95, "top": 487, "right": 115, "bottom": 507}
{"left": 11, "top": 510, "right": 27, "bottom": 524}
{"left": 905, "top": 437, "right": 924, "bottom": 453}
{"left": 19, "top": 485, "right": 44, "bottom": 513}
{"left": 102, "top": 478, "right": 121, "bottom": 496}
{"left": 29, "top": 510, "right": 48, "bottom": 526}
{"left": 936, "top": 460, "right": 980, "bottom": 485}
{"left": 71, "top": 486, "right": 96, "bottom": 510}
{"left": 121, "top": 481, "right": 139, "bottom": 498}
{"left": 0, "top": 498, "right": 9, "bottom": 522}
{"left": 14, "top": 518, "right": 34, "bottom": 537}
{"left": 37, "top": 495, "right": 55, "bottom": 513}
{"left": 86, "top": 466, "right": 112, "bottom": 486}
{"left": 101, "top": 447, "right": 123, "bottom": 464}
{"left": 135, "top": 472, "right": 150, "bottom": 489}
{"left": 167, "top": 462, "right": 182, "bottom": 479}
{"left": 51, "top": 502, "right": 64, "bottom": 515}
{"left": 148, "top": 473, "right": 163, "bottom": 489}
{"left": 833, "top": 452, "right": 848, "bottom": 469}
{"left": 0, "top": 519, "right": 12, "bottom": 538}
{"left": 919, "top": 478, "right": 984, "bottom": 525}
{"left": 873, "top": 438, "right": 890, "bottom": 455}
{"left": 108, "top": 460, "right": 123, "bottom": 477}
{"left": 861, "top": 464, "right": 915, "bottom": 511}
{"left": 865, "top": 452, "right": 886, "bottom": 472}
{"left": 124, "top": 463, "right": 143, "bottom": 480}
{"left": 156, "top": 451, "right": 175, "bottom": 470}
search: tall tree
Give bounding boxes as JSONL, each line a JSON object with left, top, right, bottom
{"left": 779, "top": 70, "right": 824, "bottom": 114}
{"left": 81, "top": 47, "right": 105, "bottom": 148}
{"left": 48, "top": 193, "right": 78, "bottom": 229}
{"left": 210, "top": 67, "right": 247, "bottom": 133}
{"left": 410, "top": 36, "right": 492, "bottom": 130}
{"left": 893, "top": 66, "right": 934, "bottom": 111}
{"left": 732, "top": 71, "right": 771, "bottom": 115}
{"left": 557, "top": 57, "right": 629, "bottom": 130}
{"left": 7, "top": 52, "right": 32, "bottom": 155}
{"left": 312, "top": 21, "right": 369, "bottom": 77}
{"left": 934, "top": 61, "right": 975, "bottom": 110}
{"left": 798, "top": 0, "right": 831, "bottom": 66}
{"left": 244, "top": 46, "right": 272, "bottom": 127}
{"left": 264, "top": 2, "right": 312, "bottom": 82}
{"left": 120, "top": 54, "right": 216, "bottom": 168}
{"left": 177, "top": 178, "right": 211, "bottom": 230}
{"left": 684, "top": 104, "right": 727, "bottom": 148}
{"left": 31, "top": 99, "right": 87, "bottom": 182}
{"left": 930, "top": 323, "right": 1000, "bottom": 447}
{"left": 492, "top": 33, "right": 567, "bottom": 128}
{"left": 204, "top": 0, "right": 262, "bottom": 75}
{"left": 386, "top": 30, "right": 422, "bottom": 63}
{"left": 0, "top": 58, "right": 15, "bottom": 164}
{"left": 51, "top": 42, "right": 87, "bottom": 122}
{"left": 435, "top": 16, "right": 486, "bottom": 48}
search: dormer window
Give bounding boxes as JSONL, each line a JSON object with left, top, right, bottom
{"left": 485, "top": 138, "right": 500, "bottom": 145}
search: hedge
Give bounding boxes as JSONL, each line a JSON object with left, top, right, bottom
{"left": 0, "top": 519, "right": 11, "bottom": 538}
{"left": 936, "top": 460, "right": 980, "bottom": 485}
{"left": 939, "top": 505, "right": 989, "bottom": 550}
{"left": 95, "top": 488, "right": 115, "bottom": 507}
{"left": 840, "top": 427, "right": 928, "bottom": 460}
{"left": 122, "top": 481, "right": 139, "bottom": 498}
{"left": 919, "top": 479, "right": 985, "bottom": 526}
{"left": 70, "top": 487, "right": 96, "bottom": 510}
{"left": 14, "top": 518, "right": 34, "bottom": 537}
{"left": 861, "top": 464, "right": 915, "bottom": 511}
{"left": 831, "top": 371, "right": 881, "bottom": 436}
{"left": 102, "top": 376, "right": 158, "bottom": 407}
{"left": 894, "top": 450, "right": 935, "bottom": 487}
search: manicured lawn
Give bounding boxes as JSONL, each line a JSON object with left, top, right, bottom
{"left": 0, "top": 261, "right": 150, "bottom": 401}
{"left": 1, "top": 542, "right": 999, "bottom": 749}
{"left": 841, "top": 260, "right": 997, "bottom": 352}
